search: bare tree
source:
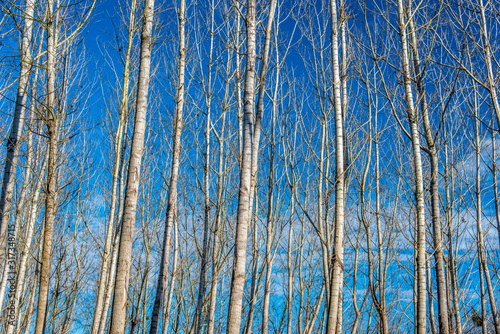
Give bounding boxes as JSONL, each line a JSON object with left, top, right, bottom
{"left": 226, "top": 0, "right": 258, "bottom": 332}
{"left": 326, "top": 0, "right": 347, "bottom": 331}
{"left": 395, "top": 0, "right": 427, "bottom": 332}
{"left": 0, "top": 0, "right": 35, "bottom": 264}
{"left": 149, "top": 0, "right": 186, "bottom": 332}
{"left": 91, "top": 1, "right": 137, "bottom": 332}
{"left": 109, "top": 0, "right": 156, "bottom": 331}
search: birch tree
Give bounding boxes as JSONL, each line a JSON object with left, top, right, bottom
{"left": 226, "top": 0, "right": 257, "bottom": 332}
{"left": 326, "top": 0, "right": 346, "bottom": 331}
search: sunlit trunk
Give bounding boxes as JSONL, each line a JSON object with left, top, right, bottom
{"left": 109, "top": 0, "right": 156, "bottom": 330}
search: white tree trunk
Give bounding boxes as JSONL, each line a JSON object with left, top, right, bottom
{"left": 326, "top": 0, "right": 346, "bottom": 332}
{"left": 91, "top": 1, "right": 137, "bottom": 332}
{"left": 0, "top": 0, "right": 35, "bottom": 265}
{"left": 226, "top": 0, "right": 257, "bottom": 332}
{"left": 109, "top": 0, "right": 156, "bottom": 330}
{"left": 396, "top": 0, "right": 426, "bottom": 332}
{"left": 406, "top": 9, "right": 449, "bottom": 333}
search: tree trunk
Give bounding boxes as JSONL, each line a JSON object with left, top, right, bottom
{"left": 1, "top": 109, "right": 34, "bottom": 329}
{"left": 6, "top": 145, "right": 47, "bottom": 334}
{"left": 240, "top": 8, "right": 279, "bottom": 329}
{"left": 375, "top": 93, "right": 388, "bottom": 334}
{"left": 109, "top": 0, "right": 156, "bottom": 331}
{"left": 406, "top": 10, "right": 449, "bottom": 333}
{"left": 444, "top": 153, "right": 462, "bottom": 334}
{"left": 192, "top": 2, "right": 215, "bottom": 332}
{"left": 207, "top": 35, "right": 230, "bottom": 334}
{"left": 473, "top": 84, "right": 500, "bottom": 334}
{"left": 395, "top": 0, "right": 426, "bottom": 332}
{"left": 92, "top": 1, "right": 137, "bottom": 332}
{"left": 427, "top": 252, "right": 437, "bottom": 334}
{"left": 34, "top": 0, "right": 58, "bottom": 331}
{"left": 326, "top": 0, "right": 346, "bottom": 332}
{"left": 149, "top": 0, "right": 185, "bottom": 332}
{"left": 161, "top": 219, "right": 178, "bottom": 334}
{"left": 262, "top": 36, "right": 280, "bottom": 334}
{"left": 226, "top": 0, "right": 257, "bottom": 332}
{"left": 0, "top": 0, "right": 35, "bottom": 261}
{"left": 477, "top": 0, "right": 500, "bottom": 130}
{"left": 491, "top": 126, "right": 500, "bottom": 247}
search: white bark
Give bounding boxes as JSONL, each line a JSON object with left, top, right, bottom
{"left": 91, "top": 1, "right": 137, "bottom": 332}
{"left": 395, "top": 0, "right": 426, "bottom": 332}
{"left": 109, "top": 0, "right": 156, "bottom": 330}
{"left": 0, "top": 0, "right": 35, "bottom": 261}
{"left": 225, "top": 0, "right": 257, "bottom": 332}
{"left": 326, "top": 0, "right": 346, "bottom": 331}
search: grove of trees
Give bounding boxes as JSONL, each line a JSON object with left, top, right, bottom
{"left": 0, "top": 0, "right": 500, "bottom": 332}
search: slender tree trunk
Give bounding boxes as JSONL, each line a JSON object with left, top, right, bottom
{"left": 427, "top": 253, "right": 437, "bottom": 334}
{"left": 375, "top": 93, "right": 388, "bottom": 334}
{"left": 98, "top": 233, "right": 120, "bottom": 334}
{"left": 109, "top": 0, "right": 156, "bottom": 331}
{"left": 473, "top": 85, "right": 500, "bottom": 334}
{"left": 262, "top": 37, "right": 280, "bottom": 334}
{"left": 226, "top": 0, "right": 257, "bottom": 332}
{"left": 395, "top": 0, "right": 426, "bottom": 332}
{"left": 6, "top": 143, "right": 47, "bottom": 334}
{"left": 162, "top": 219, "right": 178, "bottom": 334}
{"left": 362, "top": 98, "right": 388, "bottom": 334}
{"left": 99, "top": 116, "right": 130, "bottom": 334}
{"left": 479, "top": 259, "right": 487, "bottom": 334}
{"left": 444, "top": 138, "right": 462, "bottom": 334}
{"left": 287, "top": 194, "right": 295, "bottom": 334}
{"left": 92, "top": 1, "right": 137, "bottom": 332}
{"left": 336, "top": 2, "right": 348, "bottom": 329}
{"left": 149, "top": 1, "right": 185, "bottom": 332}
{"left": 0, "top": 0, "right": 35, "bottom": 260}
{"left": 34, "top": 0, "right": 58, "bottom": 331}
{"left": 477, "top": 0, "right": 500, "bottom": 130}
{"left": 406, "top": 11, "right": 449, "bottom": 333}
{"left": 326, "top": 0, "right": 346, "bottom": 332}
{"left": 232, "top": 0, "right": 243, "bottom": 164}
{"left": 1, "top": 112, "right": 33, "bottom": 328}
{"left": 207, "top": 37, "right": 230, "bottom": 334}
{"left": 21, "top": 250, "right": 40, "bottom": 334}
{"left": 248, "top": 0, "right": 277, "bottom": 211}
{"left": 491, "top": 127, "right": 500, "bottom": 246}
{"left": 242, "top": 204, "right": 260, "bottom": 334}
{"left": 192, "top": 2, "right": 215, "bottom": 332}
{"left": 241, "top": 10, "right": 279, "bottom": 327}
